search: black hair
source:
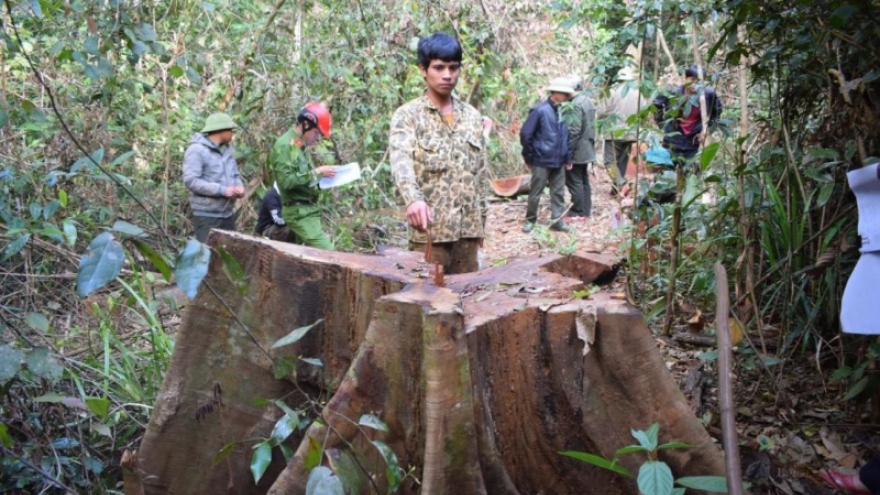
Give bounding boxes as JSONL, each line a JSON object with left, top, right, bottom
{"left": 417, "top": 32, "right": 462, "bottom": 68}
{"left": 685, "top": 65, "right": 703, "bottom": 79}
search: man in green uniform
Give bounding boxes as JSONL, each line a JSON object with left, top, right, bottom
{"left": 389, "top": 32, "right": 488, "bottom": 274}
{"left": 267, "top": 102, "right": 336, "bottom": 250}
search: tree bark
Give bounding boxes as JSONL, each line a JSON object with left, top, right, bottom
{"left": 136, "top": 231, "right": 726, "bottom": 494}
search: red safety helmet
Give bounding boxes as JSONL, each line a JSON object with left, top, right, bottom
{"left": 298, "top": 102, "right": 332, "bottom": 138}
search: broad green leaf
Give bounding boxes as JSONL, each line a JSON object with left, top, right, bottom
{"left": 112, "top": 220, "right": 146, "bottom": 237}
{"left": 0, "top": 345, "right": 24, "bottom": 383}
{"left": 372, "top": 440, "right": 402, "bottom": 491}
{"left": 559, "top": 450, "right": 633, "bottom": 477}
{"left": 300, "top": 357, "right": 323, "bottom": 367}
{"left": 305, "top": 436, "right": 323, "bottom": 470}
{"left": 0, "top": 423, "right": 12, "bottom": 447}
{"left": 280, "top": 444, "right": 294, "bottom": 462}
{"left": 169, "top": 65, "right": 184, "bottom": 78}
{"left": 270, "top": 413, "right": 298, "bottom": 446}
{"left": 77, "top": 232, "right": 125, "bottom": 297}
{"left": 213, "top": 442, "right": 236, "bottom": 466}
{"left": 26, "top": 348, "right": 63, "bottom": 382}
{"left": 84, "top": 456, "right": 105, "bottom": 474}
{"left": 250, "top": 442, "right": 272, "bottom": 483}
{"left": 273, "top": 400, "right": 299, "bottom": 419}
{"left": 631, "top": 424, "right": 659, "bottom": 451}
{"left": 62, "top": 220, "right": 77, "bottom": 247}
{"left": 2, "top": 233, "right": 30, "bottom": 261}
{"left": 676, "top": 475, "right": 735, "bottom": 492}
{"left": 131, "top": 239, "right": 172, "bottom": 282}
{"left": 830, "top": 366, "right": 852, "bottom": 381}
{"left": 305, "top": 466, "right": 344, "bottom": 495}
{"left": 329, "top": 449, "right": 365, "bottom": 494}
{"left": 109, "top": 150, "right": 137, "bottom": 167}
{"left": 84, "top": 36, "right": 99, "bottom": 55}
{"left": 272, "top": 319, "right": 324, "bottom": 349}
{"left": 136, "top": 22, "right": 157, "bottom": 42}
{"left": 133, "top": 41, "right": 148, "bottom": 57}
{"left": 700, "top": 142, "right": 720, "bottom": 172}
{"left": 85, "top": 397, "right": 110, "bottom": 418}
{"left": 816, "top": 182, "right": 834, "bottom": 208}
{"left": 0, "top": 109, "right": 8, "bottom": 127}
{"left": 25, "top": 312, "right": 49, "bottom": 333}
{"left": 186, "top": 66, "right": 202, "bottom": 84}
{"left": 91, "top": 424, "right": 112, "bottom": 437}
{"left": 174, "top": 239, "right": 211, "bottom": 299}
{"left": 215, "top": 246, "right": 247, "bottom": 294}
{"left": 273, "top": 357, "right": 294, "bottom": 379}
{"left": 830, "top": 4, "right": 858, "bottom": 28}
{"left": 638, "top": 460, "right": 674, "bottom": 495}
{"left": 844, "top": 376, "right": 870, "bottom": 401}
{"left": 358, "top": 413, "right": 389, "bottom": 433}
{"left": 615, "top": 445, "right": 649, "bottom": 456}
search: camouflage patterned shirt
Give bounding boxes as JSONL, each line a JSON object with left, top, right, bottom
{"left": 389, "top": 95, "right": 488, "bottom": 243}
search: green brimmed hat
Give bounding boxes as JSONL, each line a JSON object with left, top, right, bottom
{"left": 200, "top": 113, "right": 238, "bottom": 133}
{"left": 546, "top": 77, "right": 575, "bottom": 94}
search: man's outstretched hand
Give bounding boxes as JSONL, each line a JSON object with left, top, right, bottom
{"left": 406, "top": 201, "right": 432, "bottom": 232}
{"left": 316, "top": 166, "right": 336, "bottom": 178}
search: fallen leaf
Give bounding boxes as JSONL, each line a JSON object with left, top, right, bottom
{"left": 729, "top": 317, "right": 744, "bottom": 346}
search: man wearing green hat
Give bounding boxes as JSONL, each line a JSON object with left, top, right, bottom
{"left": 182, "top": 112, "right": 244, "bottom": 242}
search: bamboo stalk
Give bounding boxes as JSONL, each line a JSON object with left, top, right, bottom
{"left": 714, "top": 262, "right": 745, "bottom": 495}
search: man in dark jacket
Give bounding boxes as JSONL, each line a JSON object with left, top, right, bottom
{"left": 565, "top": 76, "right": 597, "bottom": 218}
{"left": 254, "top": 184, "right": 288, "bottom": 241}
{"left": 182, "top": 113, "right": 244, "bottom": 242}
{"left": 653, "top": 65, "right": 723, "bottom": 168}
{"left": 520, "top": 77, "right": 574, "bottom": 233}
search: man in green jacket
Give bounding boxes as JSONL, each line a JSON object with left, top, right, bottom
{"left": 267, "top": 102, "right": 336, "bottom": 250}
{"left": 565, "top": 76, "right": 597, "bottom": 219}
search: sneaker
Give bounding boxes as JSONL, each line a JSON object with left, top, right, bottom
{"left": 550, "top": 223, "right": 569, "bottom": 232}
{"left": 522, "top": 223, "right": 535, "bottom": 233}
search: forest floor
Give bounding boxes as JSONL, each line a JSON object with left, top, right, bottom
{"left": 477, "top": 168, "right": 874, "bottom": 494}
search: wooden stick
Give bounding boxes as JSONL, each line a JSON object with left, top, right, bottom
{"left": 714, "top": 262, "right": 745, "bottom": 495}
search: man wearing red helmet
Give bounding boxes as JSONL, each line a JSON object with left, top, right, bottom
{"left": 389, "top": 32, "right": 488, "bottom": 274}
{"left": 265, "top": 102, "right": 336, "bottom": 249}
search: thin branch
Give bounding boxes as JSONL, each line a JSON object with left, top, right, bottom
{"left": 0, "top": 446, "right": 80, "bottom": 495}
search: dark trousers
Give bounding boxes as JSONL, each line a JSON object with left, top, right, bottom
{"left": 565, "top": 163, "right": 592, "bottom": 217}
{"left": 526, "top": 165, "right": 566, "bottom": 226}
{"left": 860, "top": 456, "right": 880, "bottom": 494}
{"left": 193, "top": 214, "right": 236, "bottom": 243}
{"left": 604, "top": 139, "right": 635, "bottom": 186}
{"left": 409, "top": 238, "right": 480, "bottom": 275}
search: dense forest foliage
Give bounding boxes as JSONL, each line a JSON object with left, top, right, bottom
{"left": 1, "top": 0, "right": 878, "bottom": 492}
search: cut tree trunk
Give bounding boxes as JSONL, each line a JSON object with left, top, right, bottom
{"left": 135, "top": 231, "right": 725, "bottom": 494}
{"left": 489, "top": 175, "right": 530, "bottom": 197}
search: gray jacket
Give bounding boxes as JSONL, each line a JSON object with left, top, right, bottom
{"left": 597, "top": 84, "right": 644, "bottom": 141}
{"left": 182, "top": 133, "right": 242, "bottom": 218}
{"left": 568, "top": 92, "right": 596, "bottom": 164}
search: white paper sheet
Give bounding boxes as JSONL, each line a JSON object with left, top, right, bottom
{"left": 842, "top": 252, "right": 880, "bottom": 334}
{"left": 842, "top": 163, "right": 880, "bottom": 334}
{"left": 847, "top": 163, "right": 880, "bottom": 253}
{"left": 318, "top": 163, "right": 362, "bottom": 190}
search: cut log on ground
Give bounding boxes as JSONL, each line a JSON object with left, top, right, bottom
{"left": 489, "top": 174, "right": 530, "bottom": 197}
{"left": 135, "top": 230, "right": 725, "bottom": 494}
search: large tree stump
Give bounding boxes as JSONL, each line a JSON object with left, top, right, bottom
{"left": 136, "top": 231, "right": 725, "bottom": 494}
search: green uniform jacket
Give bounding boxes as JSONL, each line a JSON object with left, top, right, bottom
{"left": 268, "top": 128, "right": 319, "bottom": 205}
{"left": 267, "top": 129, "right": 333, "bottom": 250}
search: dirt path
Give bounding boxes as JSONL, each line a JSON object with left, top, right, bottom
{"left": 481, "top": 167, "right": 626, "bottom": 266}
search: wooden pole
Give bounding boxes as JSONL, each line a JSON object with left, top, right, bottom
{"left": 714, "top": 262, "right": 745, "bottom": 495}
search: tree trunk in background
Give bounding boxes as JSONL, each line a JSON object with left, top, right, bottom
{"left": 135, "top": 231, "right": 726, "bottom": 495}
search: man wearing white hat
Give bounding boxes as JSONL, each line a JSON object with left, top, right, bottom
{"left": 519, "top": 77, "right": 574, "bottom": 233}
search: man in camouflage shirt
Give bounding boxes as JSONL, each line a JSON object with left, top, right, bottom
{"left": 389, "top": 32, "right": 488, "bottom": 274}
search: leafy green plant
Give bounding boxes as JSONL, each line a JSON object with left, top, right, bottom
{"left": 560, "top": 423, "right": 744, "bottom": 495}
